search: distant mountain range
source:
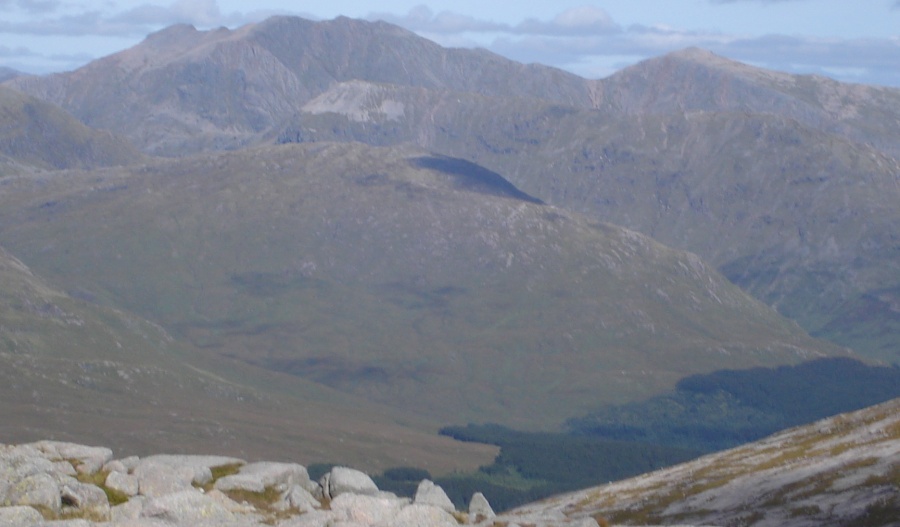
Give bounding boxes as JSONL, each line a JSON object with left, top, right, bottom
{"left": 6, "top": 16, "right": 898, "bottom": 364}
{"left": 1, "top": 15, "right": 899, "bottom": 473}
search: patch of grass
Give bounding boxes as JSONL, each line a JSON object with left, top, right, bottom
{"left": 223, "top": 486, "right": 282, "bottom": 509}
{"left": 732, "top": 511, "right": 766, "bottom": 526}
{"left": 34, "top": 503, "right": 110, "bottom": 522}
{"left": 862, "top": 463, "right": 900, "bottom": 488}
{"left": 789, "top": 505, "right": 822, "bottom": 517}
{"left": 222, "top": 486, "right": 306, "bottom": 525}
{"left": 211, "top": 462, "right": 244, "bottom": 480}
{"left": 196, "top": 462, "right": 244, "bottom": 492}
{"left": 74, "top": 469, "right": 129, "bottom": 506}
{"left": 855, "top": 496, "right": 900, "bottom": 527}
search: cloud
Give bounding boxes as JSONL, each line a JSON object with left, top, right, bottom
{"left": 369, "top": 5, "right": 620, "bottom": 37}
{"left": 367, "top": 6, "right": 507, "bottom": 34}
{"left": 709, "top": 0, "right": 806, "bottom": 3}
{"left": 1, "top": 2, "right": 898, "bottom": 87}
{"left": 0, "top": 44, "right": 37, "bottom": 58}
{"left": 0, "top": 0, "right": 60, "bottom": 13}
{"left": 514, "top": 6, "right": 621, "bottom": 36}
{"left": 112, "top": 0, "right": 223, "bottom": 28}
{"left": 0, "top": 0, "right": 286, "bottom": 37}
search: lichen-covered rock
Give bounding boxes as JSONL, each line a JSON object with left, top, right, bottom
{"left": 137, "top": 455, "right": 244, "bottom": 487}
{"left": 5, "top": 472, "right": 61, "bottom": 512}
{"left": 329, "top": 492, "right": 407, "bottom": 525}
{"left": 134, "top": 461, "right": 196, "bottom": 498}
{"left": 469, "top": 491, "right": 495, "bottom": 520}
{"left": 140, "top": 488, "right": 237, "bottom": 523}
{"left": 390, "top": 503, "right": 459, "bottom": 527}
{"left": 277, "top": 509, "right": 331, "bottom": 527}
{"left": 110, "top": 495, "right": 145, "bottom": 521}
{"left": 322, "top": 466, "right": 379, "bottom": 499}
{"left": 0, "top": 505, "right": 43, "bottom": 523}
{"left": 413, "top": 479, "right": 455, "bottom": 513}
{"left": 61, "top": 480, "right": 110, "bottom": 519}
{"left": 275, "top": 484, "right": 320, "bottom": 513}
{"left": 33, "top": 440, "right": 114, "bottom": 475}
{"left": 103, "top": 459, "right": 129, "bottom": 474}
{"left": 107, "top": 470, "right": 140, "bottom": 497}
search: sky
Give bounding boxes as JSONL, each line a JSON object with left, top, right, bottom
{"left": 1, "top": 0, "right": 899, "bottom": 87}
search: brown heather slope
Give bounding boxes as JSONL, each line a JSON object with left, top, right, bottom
{"left": 0, "top": 244, "right": 497, "bottom": 473}
{"left": 506, "top": 397, "right": 900, "bottom": 527}
{"left": 0, "top": 141, "right": 845, "bottom": 430}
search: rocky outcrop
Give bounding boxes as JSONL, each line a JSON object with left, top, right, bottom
{"left": 1, "top": 440, "right": 572, "bottom": 527}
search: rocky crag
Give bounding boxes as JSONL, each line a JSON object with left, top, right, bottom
{"left": 0, "top": 440, "right": 515, "bottom": 527}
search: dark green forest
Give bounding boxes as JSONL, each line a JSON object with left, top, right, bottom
{"left": 368, "top": 358, "right": 900, "bottom": 512}
{"left": 568, "top": 357, "right": 900, "bottom": 451}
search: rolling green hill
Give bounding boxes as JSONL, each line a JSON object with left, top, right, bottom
{"left": 0, "top": 141, "right": 844, "bottom": 430}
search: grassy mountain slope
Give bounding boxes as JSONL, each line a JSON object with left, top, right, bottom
{"left": 507, "top": 397, "right": 900, "bottom": 527}
{"left": 0, "top": 244, "right": 496, "bottom": 473}
{"left": 0, "top": 86, "right": 142, "bottom": 171}
{"left": 0, "top": 141, "right": 843, "bottom": 429}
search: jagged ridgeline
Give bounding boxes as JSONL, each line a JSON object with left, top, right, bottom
{"left": 0, "top": 141, "right": 843, "bottom": 429}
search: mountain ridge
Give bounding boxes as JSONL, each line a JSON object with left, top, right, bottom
{"left": 3, "top": 16, "right": 594, "bottom": 156}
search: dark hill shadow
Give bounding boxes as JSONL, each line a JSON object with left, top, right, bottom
{"left": 410, "top": 155, "right": 544, "bottom": 205}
